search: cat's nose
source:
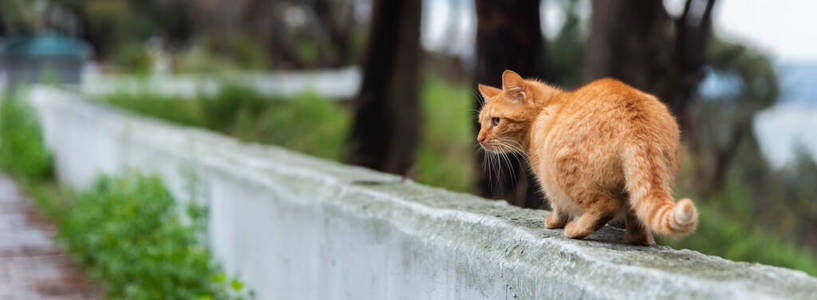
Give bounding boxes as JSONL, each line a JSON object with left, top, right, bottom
{"left": 477, "top": 135, "right": 486, "bottom": 143}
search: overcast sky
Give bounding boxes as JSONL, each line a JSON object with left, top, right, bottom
{"left": 713, "top": 0, "right": 817, "bottom": 63}
{"left": 422, "top": 0, "right": 817, "bottom": 63}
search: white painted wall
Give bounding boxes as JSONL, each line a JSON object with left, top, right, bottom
{"left": 80, "top": 66, "right": 360, "bottom": 99}
{"left": 28, "top": 87, "right": 817, "bottom": 299}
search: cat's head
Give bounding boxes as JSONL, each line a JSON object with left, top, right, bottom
{"left": 477, "top": 70, "right": 552, "bottom": 153}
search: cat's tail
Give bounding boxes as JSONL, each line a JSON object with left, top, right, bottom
{"left": 622, "top": 145, "right": 697, "bottom": 237}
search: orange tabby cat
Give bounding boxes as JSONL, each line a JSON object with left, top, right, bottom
{"left": 477, "top": 70, "right": 697, "bottom": 245}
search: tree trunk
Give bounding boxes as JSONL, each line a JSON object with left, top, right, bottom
{"left": 583, "top": 0, "right": 672, "bottom": 93}
{"left": 346, "top": 0, "right": 421, "bottom": 175}
{"left": 474, "top": 0, "right": 547, "bottom": 208}
{"left": 313, "top": 0, "right": 354, "bottom": 67}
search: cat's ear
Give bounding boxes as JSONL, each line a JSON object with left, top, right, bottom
{"left": 502, "top": 70, "right": 526, "bottom": 101}
{"left": 478, "top": 84, "right": 501, "bottom": 100}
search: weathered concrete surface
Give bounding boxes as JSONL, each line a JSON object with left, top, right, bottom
{"left": 0, "top": 173, "right": 102, "bottom": 299}
{"left": 29, "top": 87, "right": 817, "bottom": 299}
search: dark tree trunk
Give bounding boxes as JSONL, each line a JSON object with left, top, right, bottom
{"left": 474, "top": 0, "right": 547, "bottom": 208}
{"left": 669, "top": 0, "right": 717, "bottom": 142}
{"left": 0, "top": 13, "right": 6, "bottom": 36}
{"left": 346, "top": 0, "right": 421, "bottom": 175}
{"left": 583, "top": 0, "right": 672, "bottom": 94}
{"left": 313, "top": 0, "right": 354, "bottom": 67}
{"left": 583, "top": 0, "right": 716, "bottom": 138}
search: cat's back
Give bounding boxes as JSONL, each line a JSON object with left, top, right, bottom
{"left": 538, "top": 77, "right": 679, "bottom": 159}
{"left": 560, "top": 78, "right": 677, "bottom": 131}
{"left": 571, "top": 78, "right": 657, "bottom": 111}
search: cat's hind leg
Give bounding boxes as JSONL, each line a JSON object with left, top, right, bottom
{"left": 564, "top": 193, "right": 617, "bottom": 239}
{"left": 625, "top": 210, "right": 654, "bottom": 245}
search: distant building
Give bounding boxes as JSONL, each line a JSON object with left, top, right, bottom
{"left": 0, "top": 33, "right": 91, "bottom": 89}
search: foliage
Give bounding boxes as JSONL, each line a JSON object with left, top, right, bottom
{"left": 49, "top": 0, "right": 192, "bottom": 60}
{"left": 104, "top": 91, "right": 203, "bottom": 127}
{"left": 416, "top": 79, "right": 474, "bottom": 192}
{"left": 111, "top": 43, "right": 155, "bottom": 74}
{"left": 58, "top": 173, "right": 250, "bottom": 299}
{"left": 0, "top": 0, "right": 38, "bottom": 34}
{"left": 102, "top": 85, "right": 352, "bottom": 161}
{"left": 176, "top": 36, "right": 269, "bottom": 73}
{"left": 546, "top": 0, "right": 585, "bottom": 88}
{"left": 0, "top": 95, "right": 53, "bottom": 181}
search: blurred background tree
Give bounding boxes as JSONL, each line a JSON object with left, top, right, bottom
{"left": 473, "top": 0, "right": 548, "bottom": 208}
{"left": 346, "top": 0, "right": 421, "bottom": 175}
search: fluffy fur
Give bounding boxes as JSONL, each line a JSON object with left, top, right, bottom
{"left": 477, "top": 70, "right": 697, "bottom": 245}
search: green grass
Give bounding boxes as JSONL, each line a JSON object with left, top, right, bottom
{"left": 99, "top": 79, "right": 817, "bottom": 277}
{"left": 0, "top": 94, "right": 54, "bottom": 181}
{"left": 416, "top": 80, "right": 475, "bottom": 192}
{"left": 103, "top": 85, "right": 351, "bottom": 161}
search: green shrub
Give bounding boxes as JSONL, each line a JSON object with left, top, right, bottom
{"left": 0, "top": 96, "right": 54, "bottom": 181}
{"left": 197, "top": 84, "right": 266, "bottom": 132}
{"left": 59, "top": 172, "right": 249, "bottom": 299}
{"left": 100, "top": 84, "right": 352, "bottom": 161}
{"left": 112, "top": 43, "right": 154, "bottom": 74}
{"left": 103, "top": 92, "right": 204, "bottom": 127}
{"left": 416, "top": 79, "right": 474, "bottom": 192}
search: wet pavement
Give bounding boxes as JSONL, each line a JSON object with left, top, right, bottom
{"left": 0, "top": 174, "right": 101, "bottom": 299}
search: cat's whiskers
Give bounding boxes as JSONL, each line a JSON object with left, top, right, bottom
{"left": 473, "top": 89, "right": 486, "bottom": 106}
{"left": 497, "top": 141, "right": 521, "bottom": 185}
{"left": 482, "top": 140, "right": 522, "bottom": 186}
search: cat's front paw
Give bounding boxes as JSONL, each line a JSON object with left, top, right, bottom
{"left": 545, "top": 212, "right": 567, "bottom": 229}
{"left": 563, "top": 221, "right": 590, "bottom": 239}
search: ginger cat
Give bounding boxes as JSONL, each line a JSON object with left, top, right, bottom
{"left": 476, "top": 70, "right": 697, "bottom": 245}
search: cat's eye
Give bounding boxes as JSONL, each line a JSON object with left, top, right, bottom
{"left": 491, "top": 117, "right": 500, "bottom": 126}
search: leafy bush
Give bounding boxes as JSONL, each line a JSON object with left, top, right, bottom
{"left": 0, "top": 96, "right": 54, "bottom": 181}
{"left": 104, "top": 92, "right": 204, "bottom": 127}
{"left": 101, "top": 84, "right": 352, "bottom": 161}
{"left": 416, "top": 79, "right": 474, "bottom": 192}
{"left": 112, "top": 43, "right": 155, "bottom": 74}
{"left": 58, "top": 172, "right": 249, "bottom": 299}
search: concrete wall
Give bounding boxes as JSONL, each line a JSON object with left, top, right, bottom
{"left": 29, "top": 87, "right": 817, "bottom": 299}
{"left": 80, "top": 66, "right": 360, "bottom": 99}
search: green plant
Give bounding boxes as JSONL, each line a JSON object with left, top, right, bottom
{"left": 415, "top": 79, "right": 474, "bottom": 192}
{"left": 112, "top": 43, "right": 154, "bottom": 74}
{"left": 58, "top": 172, "right": 250, "bottom": 299}
{"left": 0, "top": 95, "right": 54, "bottom": 181}
{"left": 100, "top": 84, "right": 352, "bottom": 161}
{"left": 103, "top": 92, "right": 204, "bottom": 127}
